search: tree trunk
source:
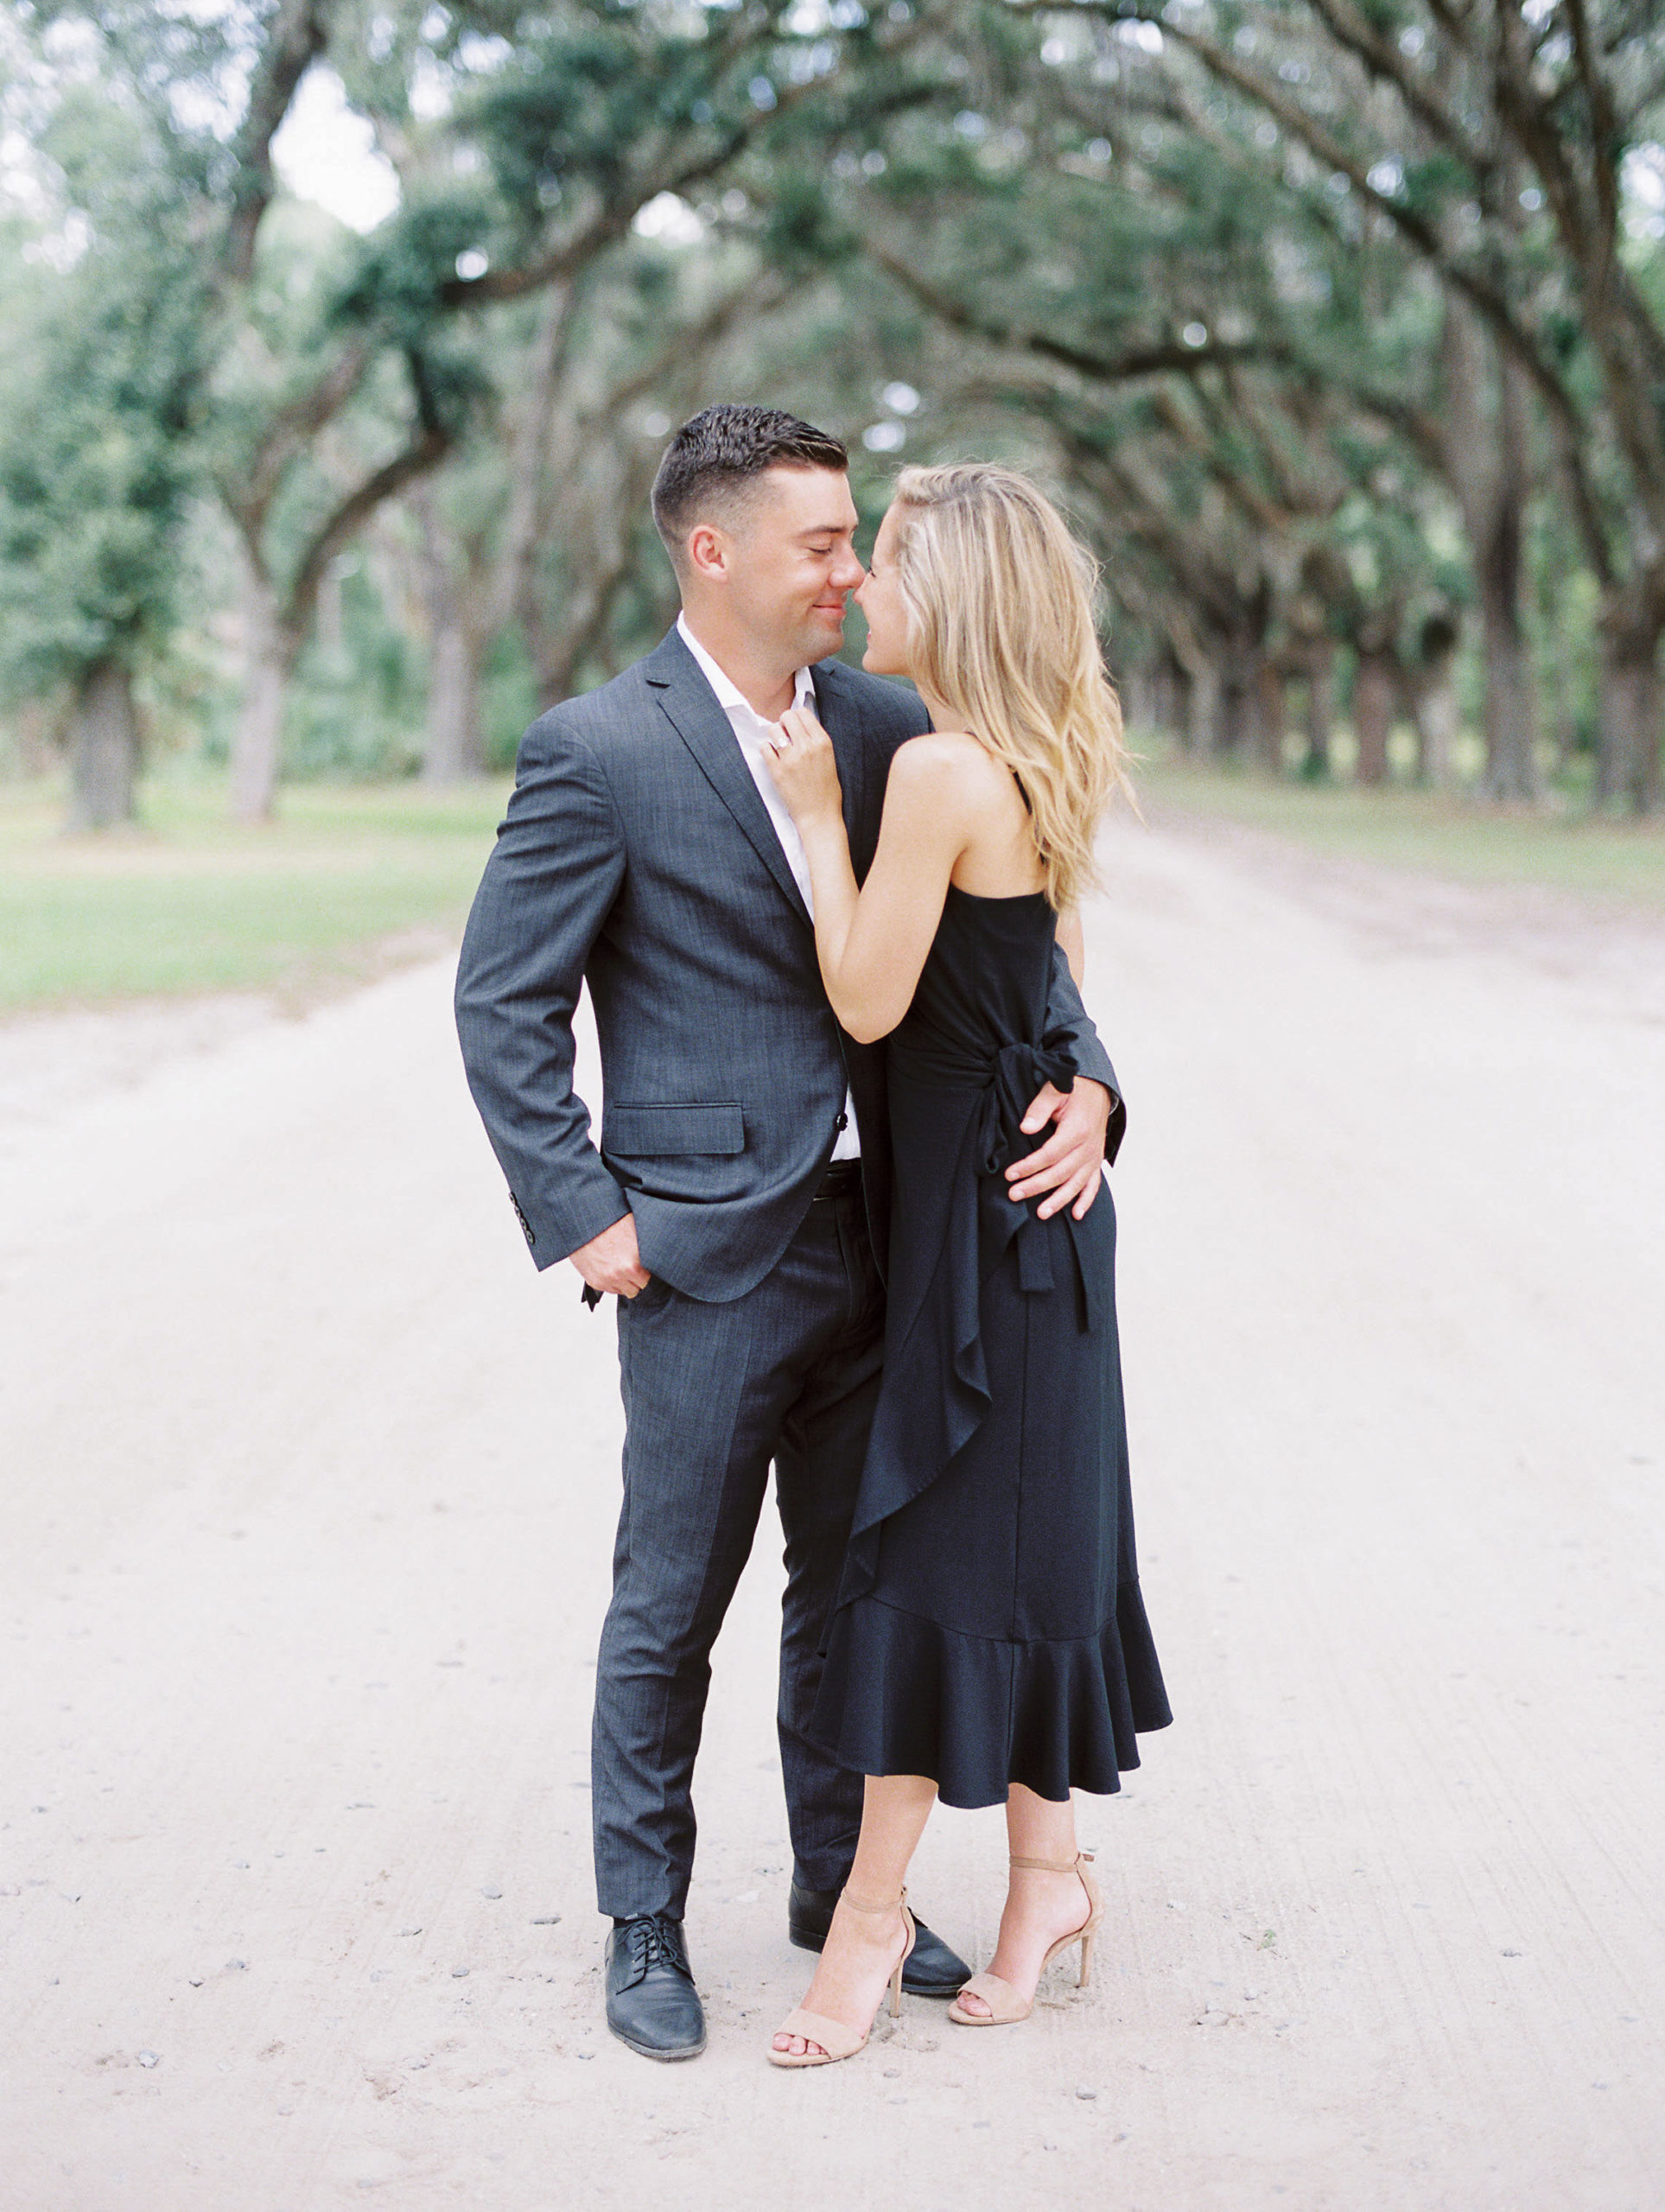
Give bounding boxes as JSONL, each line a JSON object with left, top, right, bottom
{"left": 16, "top": 694, "right": 65, "bottom": 778}
{"left": 1353, "top": 649, "right": 1396, "bottom": 785}
{"left": 1300, "top": 652, "right": 1334, "bottom": 779}
{"left": 423, "top": 610, "right": 485, "bottom": 783}
{"left": 231, "top": 558, "right": 300, "bottom": 823}
{"left": 525, "top": 412, "right": 683, "bottom": 708}
{"left": 533, "top": 561, "right": 648, "bottom": 710}
{"left": 1439, "top": 302, "right": 1540, "bottom": 801}
{"left": 1150, "top": 652, "right": 1184, "bottom": 742}
{"left": 1253, "top": 659, "right": 1287, "bottom": 772}
{"left": 1166, "top": 663, "right": 1192, "bottom": 751}
{"left": 1217, "top": 668, "right": 1253, "bottom": 755}
{"left": 493, "top": 285, "right": 575, "bottom": 643}
{"left": 1115, "top": 658, "right": 1148, "bottom": 739}
{"left": 1475, "top": 534, "right": 1539, "bottom": 800}
{"left": 1409, "top": 668, "right": 1460, "bottom": 788}
{"left": 413, "top": 488, "right": 486, "bottom": 784}
{"left": 1595, "top": 615, "right": 1662, "bottom": 812}
{"left": 1541, "top": 621, "right": 1579, "bottom": 779}
{"left": 1182, "top": 658, "right": 1218, "bottom": 756}
{"left": 316, "top": 557, "right": 347, "bottom": 656}
{"left": 64, "top": 657, "right": 140, "bottom": 831}
{"left": 1405, "top": 615, "right": 1460, "bottom": 787}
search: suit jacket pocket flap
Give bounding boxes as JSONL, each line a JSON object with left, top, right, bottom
{"left": 603, "top": 1102, "right": 745, "bottom": 1157}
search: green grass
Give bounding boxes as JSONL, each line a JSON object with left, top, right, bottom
{"left": 7, "top": 745, "right": 1660, "bottom": 1019}
{"left": 0, "top": 767, "right": 512, "bottom": 1013}
{"left": 1134, "top": 747, "right": 1665, "bottom": 913}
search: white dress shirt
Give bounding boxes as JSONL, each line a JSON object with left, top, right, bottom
{"left": 677, "top": 613, "right": 860, "bottom": 1161}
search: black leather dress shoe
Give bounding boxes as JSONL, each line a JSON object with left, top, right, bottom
{"left": 605, "top": 1915, "right": 706, "bottom": 2061}
{"left": 788, "top": 1878, "right": 971, "bottom": 1999}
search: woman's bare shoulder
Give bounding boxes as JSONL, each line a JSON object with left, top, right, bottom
{"left": 889, "top": 729, "right": 1008, "bottom": 793}
{"left": 893, "top": 728, "right": 979, "bottom": 768}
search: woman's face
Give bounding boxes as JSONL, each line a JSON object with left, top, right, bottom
{"left": 854, "top": 503, "right": 912, "bottom": 677}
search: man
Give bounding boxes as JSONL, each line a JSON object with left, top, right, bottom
{"left": 454, "top": 405, "right": 1118, "bottom": 2062}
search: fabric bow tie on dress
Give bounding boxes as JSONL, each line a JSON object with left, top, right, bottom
{"left": 972, "top": 1037, "right": 1099, "bottom": 1332}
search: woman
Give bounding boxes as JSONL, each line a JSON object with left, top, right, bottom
{"left": 759, "top": 462, "right": 1171, "bottom": 2067}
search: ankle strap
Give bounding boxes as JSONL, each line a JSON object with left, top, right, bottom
{"left": 1010, "top": 1851, "right": 1093, "bottom": 1873}
{"left": 841, "top": 1884, "right": 907, "bottom": 1913}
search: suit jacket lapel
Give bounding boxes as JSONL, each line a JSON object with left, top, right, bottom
{"left": 645, "top": 629, "right": 811, "bottom": 926}
{"left": 810, "top": 662, "right": 872, "bottom": 874}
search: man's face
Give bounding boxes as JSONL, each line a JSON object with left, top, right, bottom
{"left": 713, "top": 467, "right": 865, "bottom": 666}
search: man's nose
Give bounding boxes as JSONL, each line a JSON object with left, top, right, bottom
{"left": 831, "top": 546, "right": 866, "bottom": 590}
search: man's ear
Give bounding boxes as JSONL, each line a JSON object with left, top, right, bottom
{"left": 687, "top": 523, "right": 728, "bottom": 582}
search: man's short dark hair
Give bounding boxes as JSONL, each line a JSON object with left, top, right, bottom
{"left": 651, "top": 404, "right": 848, "bottom": 570}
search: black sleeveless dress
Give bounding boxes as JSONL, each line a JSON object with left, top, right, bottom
{"left": 809, "top": 884, "right": 1172, "bottom": 1807}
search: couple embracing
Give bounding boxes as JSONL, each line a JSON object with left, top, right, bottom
{"left": 454, "top": 404, "right": 1171, "bottom": 2069}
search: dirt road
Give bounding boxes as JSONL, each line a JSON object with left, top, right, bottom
{"left": 2, "top": 812, "right": 1661, "bottom": 2211}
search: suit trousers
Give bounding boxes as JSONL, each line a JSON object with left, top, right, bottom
{"left": 592, "top": 1181, "right": 884, "bottom": 1920}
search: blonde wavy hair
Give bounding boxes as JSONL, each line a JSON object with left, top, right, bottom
{"left": 887, "top": 461, "right": 1131, "bottom": 912}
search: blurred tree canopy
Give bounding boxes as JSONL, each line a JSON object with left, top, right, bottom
{"left": 1, "top": 0, "right": 1662, "bottom": 822}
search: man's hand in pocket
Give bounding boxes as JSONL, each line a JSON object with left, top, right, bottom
{"left": 569, "top": 1212, "right": 651, "bottom": 1298}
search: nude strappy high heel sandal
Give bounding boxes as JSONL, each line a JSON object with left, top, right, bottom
{"left": 767, "top": 1889, "right": 917, "bottom": 2069}
{"left": 948, "top": 1851, "right": 1103, "bottom": 2027}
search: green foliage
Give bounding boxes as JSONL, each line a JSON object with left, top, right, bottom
{"left": 480, "top": 625, "right": 540, "bottom": 772}
{"left": 281, "top": 564, "right": 428, "bottom": 779}
{"left": 760, "top": 172, "right": 857, "bottom": 273}
{"left": 334, "top": 184, "right": 503, "bottom": 340}
{"left": 0, "top": 207, "right": 208, "bottom": 699}
{"left": 0, "top": 8, "right": 230, "bottom": 704}
{"left": 3, "top": 0, "right": 1663, "bottom": 818}
{"left": 476, "top": 26, "right": 687, "bottom": 219}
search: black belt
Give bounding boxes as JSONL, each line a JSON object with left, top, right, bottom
{"left": 812, "top": 1159, "right": 864, "bottom": 1202}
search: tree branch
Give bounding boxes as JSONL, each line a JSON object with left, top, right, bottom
{"left": 223, "top": 0, "right": 333, "bottom": 284}
{"left": 283, "top": 352, "right": 452, "bottom": 633}
{"left": 243, "top": 337, "right": 375, "bottom": 527}
{"left": 438, "top": 11, "right": 924, "bottom": 309}
{"left": 1563, "top": 0, "right": 1623, "bottom": 258}
{"left": 865, "top": 240, "right": 1277, "bottom": 385}
{"left": 1294, "top": 0, "right": 1495, "bottom": 181}
{"left": 1039, "top": 0, "right": 1596, "bottom": 480}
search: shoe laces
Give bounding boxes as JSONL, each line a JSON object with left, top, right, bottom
{"left": 624, "top": 1915, "right": 689, "bottom": 1980}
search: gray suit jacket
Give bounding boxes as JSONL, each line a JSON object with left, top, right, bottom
{"left": 454, "top": 626, "right": 1121, "bottom": 1302}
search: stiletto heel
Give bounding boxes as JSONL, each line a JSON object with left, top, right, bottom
{"left": 767, "top": 1889, "right": 917, "bottom": 2068}
{"left": 948, "top": 1852, "right": 1103, "bottom": 2028}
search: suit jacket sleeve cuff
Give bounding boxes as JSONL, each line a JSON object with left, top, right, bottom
{"left": 512, "top": 1169, "right": 632, "bottom": 1271}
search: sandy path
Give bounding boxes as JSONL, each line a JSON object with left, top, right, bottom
{"left": 1, "top": 814, "right": 1661, "bottom": 2212}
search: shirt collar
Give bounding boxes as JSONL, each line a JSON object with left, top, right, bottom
{"left": 677, "top": 613, "right": 815, "bottom": 721}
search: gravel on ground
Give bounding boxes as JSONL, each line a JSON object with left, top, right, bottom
{"left": 1, "top": 812, "right": 1661, "bottom": 2211}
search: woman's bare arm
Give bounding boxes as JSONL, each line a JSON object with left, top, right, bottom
{"left": 764, "top": 715, "right": 969, "bottom": 1043}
